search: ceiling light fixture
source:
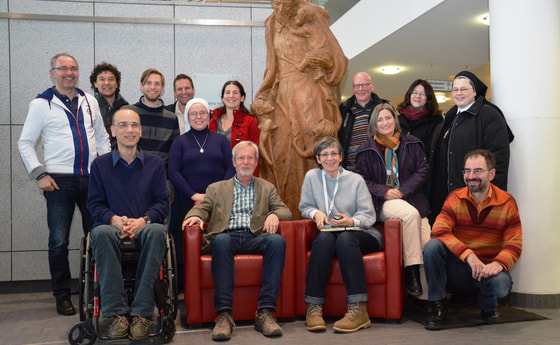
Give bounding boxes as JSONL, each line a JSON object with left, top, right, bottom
{"left": 378, "top": 66, "right": 403, "bottom": 75}
{"left": 435, "top": 94, "right": 448, "bottom": 103}
{"left": 478, "top": 13, "right": 490, "bottom": 25}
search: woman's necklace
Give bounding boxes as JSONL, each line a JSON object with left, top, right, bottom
{"left": 191, "top": 132, "right": 208, "bottom": 153}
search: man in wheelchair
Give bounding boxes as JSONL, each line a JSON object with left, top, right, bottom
{"left": 87, "top": 108, "right": 169, "bottom": 340}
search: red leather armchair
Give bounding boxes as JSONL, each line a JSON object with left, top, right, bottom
{"left": 184, "top": 221, "right": 295, "bottom": 325}
{"left": 293, "top": 219, "right": 404, "bottom": 320}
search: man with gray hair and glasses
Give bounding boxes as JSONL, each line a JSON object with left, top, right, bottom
{"left": 338, "top": 72, "right": 386, "bottom": 171}
{"left": 18, "top": 53, "right": 110, "bottom": 315}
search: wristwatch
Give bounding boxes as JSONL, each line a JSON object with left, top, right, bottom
{"left": 143, "top": 216, "right": 151, "bottom": 225}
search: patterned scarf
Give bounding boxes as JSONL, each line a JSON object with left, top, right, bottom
{"left": 401, "top": 106, "right": 429, "bottom": 121}
{"left": 375, "top": 133, "right": 401, "bottom": 188}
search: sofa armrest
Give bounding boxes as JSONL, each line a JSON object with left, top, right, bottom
{"left": 381, "top": 218, "right": 404, "bottom": 319}
{"left": 277, "top": 220, "right": 295, "bottom": 317}
{"left": 185, "top": 225, "right": 203, "bottom": 324}
{"left": 292, "top": 219, "right": 317, "bottom": 315}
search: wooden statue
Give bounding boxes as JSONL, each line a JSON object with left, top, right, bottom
{"left": 252, "top": 0, "right": 348, "bottom": 218}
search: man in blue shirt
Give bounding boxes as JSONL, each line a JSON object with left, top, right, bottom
{"left": 87, "top": 108, "right": 169, "bottom": 340}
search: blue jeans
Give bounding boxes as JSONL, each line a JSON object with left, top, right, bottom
{"left": 44, "top": 175, "right": 92, "bottom": 299}
{"left": 91, "top": 224, "right": 167, "bottom": 318}
{"left": 211, "top": 231, "right": 286, "bottom": 313}
{"left": 423, "top": 239, "right": 513, "bottom": 312}
{"left": 304, "top": 231, "right": 381, "bottom": 305}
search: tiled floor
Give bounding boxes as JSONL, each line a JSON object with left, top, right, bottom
{"left": 1, "top": 291, "right": 560, "bottom": 345}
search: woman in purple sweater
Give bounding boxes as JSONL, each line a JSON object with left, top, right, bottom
{"left": 168, "top": 98, "right": 235, "bottom": 288}
{"left": 355, "top": 103, "right": 431, "bottom": 297}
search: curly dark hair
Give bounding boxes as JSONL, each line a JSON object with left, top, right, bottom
{"left": 396, "top": 79, "right": 442, "bottom": 117}
{"left": 218, "top": 80, "right": 250, "bottom": 113}
{"left": 89, "top": 62, "right": 122, "bottom": 94}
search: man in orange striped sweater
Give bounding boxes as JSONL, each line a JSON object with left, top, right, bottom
{"left": 423, "top": 149, "right": 522, "bottom": 330}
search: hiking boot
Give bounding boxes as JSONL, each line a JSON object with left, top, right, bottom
{"left": 405, "top": 265, "right": 423, "bottom": 296}
{"left": 129, "top": 315, "right": 152, "bottom": 340}
{"left": 108, "top": 314, "right": 129, "bottom": 339}
{"left": 424, "top": 299, "right": 448, "bottom": 330}
{"left": 306, "top": 303, "right": 326, "bottom": 332}
{"left": 56, "top": 296, "right": 76, "bottom": 316}
{"left": 255, "top": 309, "right": 282, "bottom": 337}
{"left": 481, "top": 309, "right": 500, "bottom": 323}
{"left": 332, "top": 302, "right": 371, "bottom": 333}
{"left": 212, "top": 312, "right": 235, "bottom": 340}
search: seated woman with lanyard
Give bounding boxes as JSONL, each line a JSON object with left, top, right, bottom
{"left": 299, "top": 136, "right": 382, "bottom": 334}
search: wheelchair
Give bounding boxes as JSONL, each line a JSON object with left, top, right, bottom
{"left": 68, "top": 231, "right": 178, "bottom": 344}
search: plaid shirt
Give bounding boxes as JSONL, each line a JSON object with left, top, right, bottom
{"left": 226, "top": 177, "right": 255, "bottom": 230}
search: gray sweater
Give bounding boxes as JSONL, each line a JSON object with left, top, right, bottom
{"left": 299, "top": 167, "right": 383, "bottom": 246}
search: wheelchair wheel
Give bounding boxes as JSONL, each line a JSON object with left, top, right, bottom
{"left": 68, "top": 321, "right": 97, "bottom": 345}
{"left": 79, "top": 234, "right": 95, "bottom": 322}
{"left": 161, "top": 315, "right": 176, "bottom": 343}
{"left": 167, "top": 234, "right": 178, "bottom": 320}
{"left": 78, "top": 236, "right": 87, "bottom": 321}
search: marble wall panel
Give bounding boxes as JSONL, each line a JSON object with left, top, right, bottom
{"left": 10, "top": 20, "right": 94, "bottom": 125}
{"left": 0, "top": 0, "right": 7, "bottom": 12}
{"left": 0, "top": 20, "right": 8, "bottom": 125}
{"left": 252, "top": 5, "right": 274, "bottom": 22}
{"left": 174, "top": 25, "right": 253, "bottom": 104}
{"left": 12, "top": 126, "right": 87, "bottom": 253}
{"left": 93, "top": 22, "right": 175, "bottom": 105}
{"left": 8, "top": 0, "right": 93, "bottom": 16}
{"left": 174, "top": 3, "right": 251, "bottom": 21}
{"left": 0, "top": 126, "right": 10, "bottom": 252}
{"left": 94, "top": 1, "right": 173, "bottom": 19}
{"left": 0, "top": 252, "right": 11, "bottom": 281}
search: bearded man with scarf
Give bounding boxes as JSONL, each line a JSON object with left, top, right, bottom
{"left": 356, "top": 103, "right": 431, "bottom": 296}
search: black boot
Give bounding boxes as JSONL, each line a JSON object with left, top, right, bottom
{"left": 405, "top": 265, "right": 422, "bottom": 296}
{"left": 424, "top": 299, "right": 448, "bottom": 330}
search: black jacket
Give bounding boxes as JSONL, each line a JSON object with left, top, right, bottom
{"left": 338, "top": 92, "right": 386, "bottom": 167}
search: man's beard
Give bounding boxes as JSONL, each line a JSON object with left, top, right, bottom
{"left": 144, "top": 94, "right": 161, "bottom": 103}
{"left": 466, "top": 178, "right": 487, "bottom": 194}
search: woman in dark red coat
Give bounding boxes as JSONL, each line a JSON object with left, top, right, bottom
{"left": 210, "top": 80, "right": 260, "bottom": 175}
{"left": 355, "top": 103, "right": 431, "bottom": 297}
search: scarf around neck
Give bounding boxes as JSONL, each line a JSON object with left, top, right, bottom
{"left": 375, "top": 133, "right": 401, "bottom": 188}
{"left": 402, "top": 106, "right": 429, "bottom": 121}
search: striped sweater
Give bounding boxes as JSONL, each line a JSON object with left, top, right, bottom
{"left": 431, "top": 183, "right": 522, "bottom": 271}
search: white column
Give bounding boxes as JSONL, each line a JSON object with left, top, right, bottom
{"left": 489, "top": 0, "right": 560, "bottom": 296}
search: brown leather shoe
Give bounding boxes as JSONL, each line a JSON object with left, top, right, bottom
{"left": 306, "top": 304, "right": 326, "bottom": 332}
{"left": 129, "top": 315, "right": 151, "bottom": 340}
{"left": 332, "top": 303, "right": 371, "bottom": 333}
{"left": 212, "top": 312, "right": 235, "bottom": 340}
{"left": 255, "top": 309, "right": 282, "bottom": 337}
{"left": 56, "top": 296, "right": 76, "bottom": 316}
{"left": 108, "top": 314, "right": 129, "bottom": 339}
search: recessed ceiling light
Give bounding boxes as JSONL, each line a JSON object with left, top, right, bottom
{"left": 435, "top": 94, "right": 448, "bottom": 103}
{"left": 378, "top": 66, "right": 403, "bottom": 75}
{"left": 478, "top": 13, "right": 489, "bottom": 25}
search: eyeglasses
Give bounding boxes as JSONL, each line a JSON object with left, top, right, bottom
{"left": 462, "top": 168, "right": 488, "bottom": 176}
{"left": 52, "top": 66, "right": 79, "bottom": 73}
{"left": 451, "top": 87, "right": 472, "bottom": 93}
{"left": 318, "top": 152, "right": 340, "bottom": 158}
{"left": 236, "top": 155, "right": 256, "bottom": 162}
{"left": 188, "top": 111, "right": 208, "bottom": 117}
{"left": 411, "top": 91, "right": 426, "bottom": 97}
{"left": 352, "top": 83, "right": 371, "bottom": 90}
{"left": 116, "top": 121, "right": 140, "bottom": 129}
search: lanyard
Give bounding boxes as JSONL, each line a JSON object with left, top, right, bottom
{"left": 322, "top": 169, "right": 340, "bottom": 217}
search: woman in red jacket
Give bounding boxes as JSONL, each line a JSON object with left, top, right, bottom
{"left": 210, "top": 80, "right": 260, "bottom": 174}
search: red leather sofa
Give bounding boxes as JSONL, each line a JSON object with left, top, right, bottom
{"left": 292, "top": 219, "right": 404, "bottom": 320}
{"left": 184, "top": 221, "right": 296, "bottom": 325}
